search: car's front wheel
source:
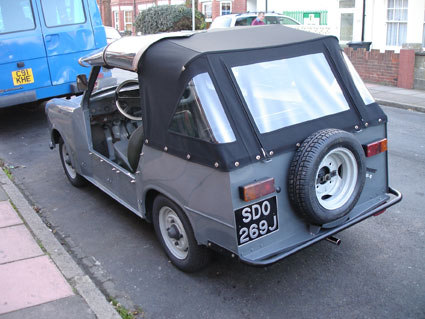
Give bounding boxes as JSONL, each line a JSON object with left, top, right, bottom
{"left": 152, "top": 195, "right": 211, "bottom": 272}
{"left": 59, "top": 138, "right": 86, "bottom": 187}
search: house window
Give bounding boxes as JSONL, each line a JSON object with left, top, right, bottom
{"left": 220, "top": 1, "right": 232, "bottom": 16}
{"left": 386, "top": 0, "right": 408, "bottom": 47}
{"left": 124, "top": 10, "right": 132, "bottom": 32}
{"left": 340, "top": 13, "right": 354, "bottom": 41}
{"left": 202, "top": 2, "right": 212, "bottom": 22}
{"left": 339, "top": 0, "right": 355, "bottom": 8}
{"left": 114, "top": 11, "right": 119, "bottom": 30}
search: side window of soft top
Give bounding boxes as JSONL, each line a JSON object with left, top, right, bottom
{"left": 169, "top": 73, "right": 236, "bottom": 144}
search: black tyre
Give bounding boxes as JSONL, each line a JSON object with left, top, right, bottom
{"left": 152, "top": 195, "right": 211, "bottom": 272}
{"left": 288, "top": 129, "right": 366, "bottom": 225}
{"left": 58, "top": 139, "right": 87, "bottom": 188}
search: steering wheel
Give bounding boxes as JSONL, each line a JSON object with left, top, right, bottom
{"left": 115, "top": 79, "right": 142, "bottom": 121}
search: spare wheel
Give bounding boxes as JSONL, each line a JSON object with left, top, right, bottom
{"left": 288, "top": 129, "right": 366, "bottom": 225}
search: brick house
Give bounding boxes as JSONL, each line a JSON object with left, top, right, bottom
{"left": 198, "top": 0, "right": 247, "bottom": 23}
{"left": 98, "top": 0, "right": 247, "bottom": 32}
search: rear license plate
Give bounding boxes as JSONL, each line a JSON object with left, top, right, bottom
{"left": 235, "top": 196, "right": 278, "bottom": 246}
{"left": 12, "top": 68, "right": 34, "bottom": 86}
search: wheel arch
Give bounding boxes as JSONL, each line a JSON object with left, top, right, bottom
{"left": 144, "top": 188, "right": 160, "bottom": 222}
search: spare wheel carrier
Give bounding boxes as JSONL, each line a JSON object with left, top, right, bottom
{"left": 288, "top": 128, "right": 366, "bottom": 225}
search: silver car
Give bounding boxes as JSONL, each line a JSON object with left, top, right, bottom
{"left": 46, "top": 26, "right": 401, "bottom": 272}
{"left": 210, "top": 12, "right": 300, "bottom": 29}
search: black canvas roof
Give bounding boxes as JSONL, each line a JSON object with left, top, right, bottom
{"left": 138, "top": 25, "right": 386, "bottom": 172}
{"left": 167, "top": 25, "right": 325, "bottom": 54}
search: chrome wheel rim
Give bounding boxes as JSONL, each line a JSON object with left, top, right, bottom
{"left": 62, "top": 143, "right": 77, "bottom": 179}
{"left": 315, "top": 147, "right": 358, "bottom": 210}
{"left": 158, "top": 206, "right": 189, "bottom": 260}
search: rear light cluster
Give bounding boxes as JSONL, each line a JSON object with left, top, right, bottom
{"left": 363, "top": 138, "right": 387, "bottom": 157}
{"left": 239, "top": 177, "right": 275, "bottom": 202}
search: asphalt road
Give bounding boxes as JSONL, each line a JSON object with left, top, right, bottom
{"left": 0, "top": 104, "right": 424, "bottom": 319}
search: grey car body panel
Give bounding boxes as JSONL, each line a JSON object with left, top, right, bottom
{"left": 46, "top": 28, "right": 401, "bottom": 266}
{"left": 46, "top": 94, "right": 398, "bottom": 264}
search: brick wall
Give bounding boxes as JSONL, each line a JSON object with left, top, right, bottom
{"left": 344, "top": 47, "right": 416, "bottom": 89}
{"left": 344, "top": 47, "right": 399, "bottom": 87}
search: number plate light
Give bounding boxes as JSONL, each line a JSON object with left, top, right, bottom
{"left": 239, "top": 178, "right": 275, "bottom": 202}
{"left": 363, "top": 138, "right": 387, "bottom": 157}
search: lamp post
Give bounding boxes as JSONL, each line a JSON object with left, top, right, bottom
{"left": 192, "top": 0, "right": 195, "bottom": 31}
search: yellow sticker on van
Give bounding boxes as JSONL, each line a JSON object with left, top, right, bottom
{"left": 12, "top": 68, "right": 34, "bottom": 86}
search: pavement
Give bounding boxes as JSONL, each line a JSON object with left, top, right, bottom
{"left": 0, "top": 82, "right": 422, "bottom": 319}
{"left": 366, "top": 83, "right": 425, "bottom": 113}
{"left": 0, "top": 169, "right": 121, "bottom": 319}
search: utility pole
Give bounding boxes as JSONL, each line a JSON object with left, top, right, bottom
{"left": 192, "top": 0, "right": 195, "bottom": 31}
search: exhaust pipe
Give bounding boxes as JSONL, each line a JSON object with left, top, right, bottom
{"left": 326, "top": 235, "right": 341, "bottom": 246}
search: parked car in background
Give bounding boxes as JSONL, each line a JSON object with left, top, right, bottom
{"left": 210, "top": 12, "right": 300, "bottom": 29}
{"left": 105, "top": 26, "right": 121, "bottom": 44}
{"left": 46, "top": 26, "right": 401, "bottom": 272}
{"left": 0, "top": 0, "right": 107, "bottom": 109}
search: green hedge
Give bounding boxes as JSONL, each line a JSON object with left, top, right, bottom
{"left": 135, "top": 5, "right": 205, "bottom": 35}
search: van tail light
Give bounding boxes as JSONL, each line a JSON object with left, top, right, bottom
{"left": 363, "top": 138, "right": 387, "bottom": 157}
{"left": 239, "top": 178, "right": 275, "bottom": 202}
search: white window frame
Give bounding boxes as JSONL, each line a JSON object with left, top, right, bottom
{"left": 138, "top": 3, "right": 154, "bottom": 11}
{"left": 386, "top": 0, "right": 408, "bottom": 48}
{"left": 202, "top": 2, "right": 212, "bottom": 22}
{"left": 113, "top": 10, "right": 119, "bottom": 30}
{"left": 123, "top": 10, "right": 133, "bottom": 32}
{"left": 220, "top": 1, "right": 232, "bottom": 16}
{"left": 423, "top": 9, "right": 425, "bottom": 48}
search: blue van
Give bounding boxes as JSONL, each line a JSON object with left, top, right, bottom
{"left": 0, "top": 0, "right": 107, "bottom": 108}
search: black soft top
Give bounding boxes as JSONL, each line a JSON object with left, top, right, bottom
{"left": 117, "top": 26, "right": 386, "bottom": 171}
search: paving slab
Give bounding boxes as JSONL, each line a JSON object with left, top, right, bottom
{"left": 0, "top": 201, "right": 22, "bottom": 228}
{"left": 1, "top": 295, "right": 96, "bottom": 319}
{"left": 0, "top": 255, "right": 74, "bottom": 315}
{"left": 0, "top": 225, "right": 43, "bottom": 264}
{"left": 0, "top": 187, "right": 7, "bottom": 201}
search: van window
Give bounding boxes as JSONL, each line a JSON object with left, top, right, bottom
{"left": 0, "top": 0, "right": 35, "bottom": 34}
{"left": 41, "top": 0, "right": 86, "bottom": 27}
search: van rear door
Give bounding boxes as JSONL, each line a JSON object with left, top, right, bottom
{"left": 35, "top": 0, "right": 101, "bottom": 86}
{"left": 0, "top": 0, "right": 51, "bottom": 106}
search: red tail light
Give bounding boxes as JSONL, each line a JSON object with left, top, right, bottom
{"left": 374, "top": 209, "right": 386, "bottom": 216}
{"left": 239, "top": 178, "right": 275, "bottom": 202}
{"left": 363, "top": 138, "right": 387, "bottom": 157}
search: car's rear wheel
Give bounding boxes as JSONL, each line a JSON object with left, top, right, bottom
{"left": 153, "top": 195, "right": 211, "bottom": 272}
{"left": 59, "top": 138, "right": 86, "bottom": 187}
{"left": 288, "top": 129, "right": 366, "bottom": 225}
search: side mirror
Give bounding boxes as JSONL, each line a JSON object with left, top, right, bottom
{"left": 76, "top": 74, "right": 88, "bottom": 92}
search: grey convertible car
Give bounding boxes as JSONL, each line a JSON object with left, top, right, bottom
{"left": 46, "top": 25, "right": 401, "bottom": 272}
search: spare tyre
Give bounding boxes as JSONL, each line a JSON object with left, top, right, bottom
{"left": 288, "top": 129, "right": 366, "bottom": 225}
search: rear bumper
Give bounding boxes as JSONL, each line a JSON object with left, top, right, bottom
{"left": 0, "top": 83, "right": 74, "bottom": 108}
{"left": 0, "top": 90, "right": 37, "bottom": 108}
{"left": 239, "top": 187, "right": 402, "bottom": 266}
